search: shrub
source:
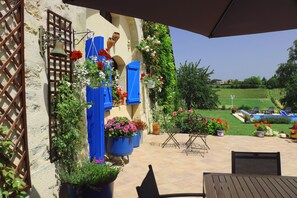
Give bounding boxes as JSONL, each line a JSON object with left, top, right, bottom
{"left": 238, "top": 105, "right": 252, "bottom": 111}
{"left": 59, "top": 160, "right": 120, "bottom": 186}
{"left": 256, "top": 117, "right": 291, "bottom": 124}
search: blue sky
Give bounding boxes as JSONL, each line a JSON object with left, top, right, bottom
{"left": 170, "top": 27, "right": 297, "bottom": 80}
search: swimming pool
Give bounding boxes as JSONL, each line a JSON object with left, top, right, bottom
{"left": 240, "top": 109, "right": 297, "bottom": 122}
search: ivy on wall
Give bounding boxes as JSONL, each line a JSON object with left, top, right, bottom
{"left": 142, "top": 21, "right": 177, "bottom": 113}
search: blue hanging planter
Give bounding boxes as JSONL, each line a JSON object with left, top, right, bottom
{"left": 106, "top": 136, "right": 133, "bottom": 156}
{"left": 132, "top": 130, "right": 141, "bottom": 148}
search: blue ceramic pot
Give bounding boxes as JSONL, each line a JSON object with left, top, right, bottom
{"left": 133, "top": 130, "right": 141, "bottom": 147}
{"left": 106, "top": 136, "right": 133, "bottom": 156}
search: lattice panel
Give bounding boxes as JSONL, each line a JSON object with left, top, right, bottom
{"left": 47, "top": 10, "right": 73, "bottom": 162}
{"left": 0, "top": 0, "right": 31, "bottom": 188}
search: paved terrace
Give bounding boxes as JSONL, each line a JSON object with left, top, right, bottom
{"left": 114, "top": 134, "right": 297, "bottom": 198}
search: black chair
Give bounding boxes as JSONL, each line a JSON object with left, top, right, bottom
{"left": 136, "top": 165, "right": 205, "bottom": 198}
{"left": 284, "top": 106, "right": 292, "bottom": 114}
{"left": 264, "top": 107, "right": 275, "bottom": 114}
{"left": 232, "top": 151, "right": 281, "bottom": 175}
{"left": 250, "top": 107, "right": 260, "bottom": 114}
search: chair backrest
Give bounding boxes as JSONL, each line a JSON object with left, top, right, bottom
{"left": 136, "top": 165, "right": 160, "bottom": 198}
{"left": 232, "top": 151, "right": 281, "bottom": 176}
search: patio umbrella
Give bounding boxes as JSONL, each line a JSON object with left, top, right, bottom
{"left": 62, "top": 0, "right": 297, "bottom": 38}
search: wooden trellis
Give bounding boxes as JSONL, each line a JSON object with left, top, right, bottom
{"left": 46, "top": 10, "right": 73, "bottom": 162}
{"left": 0, "top": 0, "right": 31, "bottom": 188}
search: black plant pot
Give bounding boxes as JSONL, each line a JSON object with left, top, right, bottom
{"left": 59, "top": 182, "right": 114, "bottom": 198}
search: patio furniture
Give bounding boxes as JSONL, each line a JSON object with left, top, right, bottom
{"left": 136, "top": 165, "right": 205, "bottom": 198}
{"left": 204, "top": 173, "right": 297, "bottom": 198}
{"left": 232, "top": 151, "right": 281, "bottom": 175}
{"left": 161, "top": 114, "right": 180, "bottom": 149}
{"left": 184, "top": 114, "right": 209, "bottom": 157}
{"left": 284, "top": 106, "right": 292, "bottom": 114}
{"left": 250, "top": 107, "right": 260, "bottom": 114}
{"left": 264, "top": 107, "right": 275, "bottom": 114}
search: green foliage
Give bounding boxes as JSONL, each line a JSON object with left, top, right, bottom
{"left": 53, "top": 78, "right": 86, "bottom": 173}
{"left": 275, "top": 40, "right": 297, "bottom": 111}
{"left": 140, "top": 21, "right": 177, "bottom": 113}
{"left": 206, "top": 118, "right": 229, "bottom": 135}
{"left": 256, "top": 117, "right": 291, "bottom": 124}
{"left": 266, "top": 75, "right": 280, "bottom": 89}
{"left": 177, "top": 61, "right": 219, "bottom": 109}
{"left": 170, "top": 109, "right": 208, "bottom": 133}
{"left": 59, "top": 160, "right": 120, "bottom": 186}
{"left": 238, "top": 105, "right": 252, "bottom": 111}
{"left": 0, "top": 126, "right": 26, "bottom": 197}
{"left": 241, "top": 76, "right": 262, "bottom": 88}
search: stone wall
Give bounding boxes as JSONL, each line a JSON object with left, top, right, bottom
{"left": 23, "top": 0, "right": 151, "bottom": 196}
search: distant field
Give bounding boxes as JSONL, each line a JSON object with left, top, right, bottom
{"left": 214, "top": 88, "right": 284, "bottom": 110}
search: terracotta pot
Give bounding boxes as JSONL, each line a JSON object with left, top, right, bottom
{"left": 107, "top": 37, "right": 115, "bottom": 51}
{"left": 152, "top": 123, "right": 160, "bottom": 135}
{"left": 112, "top": 32, "right": 120, "bottom": 42}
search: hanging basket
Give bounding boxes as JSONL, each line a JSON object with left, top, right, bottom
{"left": 147, "top": 80, "right": 155, "bottom": 89}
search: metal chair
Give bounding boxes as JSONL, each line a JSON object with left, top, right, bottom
{"left": 161, "top": 114, "right": 180, "bottom": 149}
{"left": 184, "top": 114, "right": 209, "bottom": 157}
{"left": 136, "top": 165, "right": 205, "bottom": 198}
{"left": 232, "top": 151, "right": 281, "bottom": 175}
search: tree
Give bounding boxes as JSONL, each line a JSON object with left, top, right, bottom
{"left": 177, "top": 61, "right": 219, "bottom": 110}
{"left": 241, "top": 76, "right": 262, "bottom": 88}
{"left": 265, "top": 75, "right": 280, "bottom": 89}
{"left": 275, "top": 40, "right": 297, "bottom": 111}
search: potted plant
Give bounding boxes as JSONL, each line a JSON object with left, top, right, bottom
{"left": 71, "top": 49, "right": 112, "bottom": 88}
{"left": 231, "top": 106, "right": 237, "bottom": 114}
{"left": 289, "top": 123, "right": 297, "bottom": 139}
{"left": 140, "top": 72, "right": 163, "bottom": 89}
{"left": 58, "top": 160, "right": 120, "bottom": 198}
{"left": 207, "top": 118, "right": 229, "bottom": 136}
{"left": 105, "top": 117, "right": 138, "bottom": 156}
{"left": 0, "top": 126, "right": 26, "bottom": 198}
{"left": 254, "top": 121, "right": 271, "bottom": 137}
{"left": 151, "top": 106, "right": 163, "bottom": 135}
{"left": 133, "top": 119, "right": 148, "bottom": 147}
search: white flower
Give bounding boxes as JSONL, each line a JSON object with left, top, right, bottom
{"left": 146, "top": 49, "right": 150, "bottom": 52}
{"left": 146, "top": 36, "right": 151, "bottom": 41}
{"left": 99, "top": 71, "right": 105, "bottom": 78}
{"left": 155, "top": 40, "right": 161, "bottom": 45}
{"left": 145, "top": 45, "right": 150, "bottom": 49}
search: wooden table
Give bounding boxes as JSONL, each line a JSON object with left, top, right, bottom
{"left": 204, "top": 173, "right": 297, "bottom": 198}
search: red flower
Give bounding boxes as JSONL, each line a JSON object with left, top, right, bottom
{"left": 148, "top": 73, "right": 153, "bottom": 77}
{"left": 254, "top": 123, "right": 259, "bottom": 127}
{"left": 116, "top": 88, "right": 122, "bottom": 95}
{"left": 294, "top": 123, "right": 297, "bottom": 128}
{"left": 70, "top": 50, "right": 82, "bottom": 61}
{"left": 98, "top": 49, "right": 111, "bottom": 60}
{"left": 141, "top": 73, "right": 146, "bottom": 77}
{"left": 159, "top": 77, "right": 163, "bottom": 81}
{"left": 97, "top": 61, "right": 104, "bottom": 70}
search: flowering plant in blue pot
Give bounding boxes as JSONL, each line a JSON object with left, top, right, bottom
{"left": 105, "top": 117, "right": 137, "bottom": 137}
{"left": 105, "top": 117, "right": 137, "bottom": 156}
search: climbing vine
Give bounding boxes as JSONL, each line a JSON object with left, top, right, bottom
{"left": 141, "top": 21, "right": 177, "bottom": 113}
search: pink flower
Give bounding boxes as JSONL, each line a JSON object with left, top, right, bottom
{"left": 95, "top": 159, "right": 104, "bottom": 163}
{"left": 172, "top": 111, "right": 177, "bottom": 116}
{"left": 178, "top": 107, "right": 183, "bottom": 112}
{"left": 188, "top": 109, "right": 193, "bottom": 113}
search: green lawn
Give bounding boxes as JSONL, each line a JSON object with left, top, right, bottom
{"left": 219, "top": 98, "right": 275, "bottom": 110}
{"left": 213, "top": 88, "right": 284, "bottom": 110}
{"left": 197, "top": 109, "right": 291, "bottom": 136}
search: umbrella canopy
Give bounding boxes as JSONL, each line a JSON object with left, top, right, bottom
{"left": 63, "top": 0, "right": 297, "bottom": 38}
